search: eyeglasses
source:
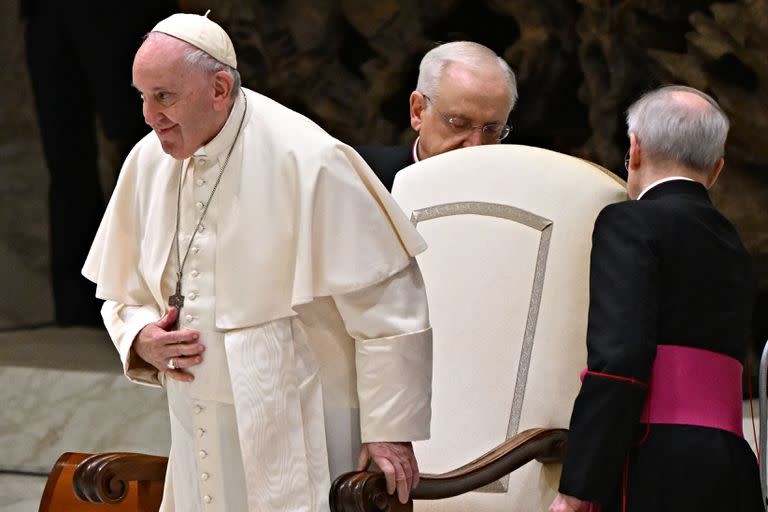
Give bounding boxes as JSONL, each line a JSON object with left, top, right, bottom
{"left": 624, "top": 150, "right": 630, "bottom": 171}
{"left": 423, "top": 94, "right": 511, "bottom": 141}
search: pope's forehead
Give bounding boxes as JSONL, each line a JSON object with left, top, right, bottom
{"left": 135, "top": 33, "right": 191, "bottom": 64}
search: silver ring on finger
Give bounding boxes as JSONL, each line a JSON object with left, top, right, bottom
{"left": 167, "top": 357, "right": 176, "bottom": 370}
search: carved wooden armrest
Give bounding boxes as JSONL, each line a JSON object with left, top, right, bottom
{"left": 73, "top": 452, "right": 168, "bottom": 504}
{"left": 330, "top": 427, "right": 567, "bottom": 512}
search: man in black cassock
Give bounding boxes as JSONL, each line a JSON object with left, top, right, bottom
{"left": 550, "top": 85, "right": 763, "bottom": 512}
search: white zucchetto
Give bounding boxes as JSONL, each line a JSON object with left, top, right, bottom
{"left": 151, "top": 11, "right": 237, "bottom": 69}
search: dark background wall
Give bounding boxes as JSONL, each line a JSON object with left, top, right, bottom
{"left": 2, "top": 0, "right": 766, "bottom": 347}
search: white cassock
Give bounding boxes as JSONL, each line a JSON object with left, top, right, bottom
{"left": 83, "top": 88, "right": 433, "bottom": 512}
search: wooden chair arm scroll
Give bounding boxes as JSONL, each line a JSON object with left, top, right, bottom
{"left": 329, "top": 427, "right": 568, "bottom": 512}
{"left": 73, "top": 452, "right": 168, "bottom": 504}
{"left": 39, "top": 452, "right": 168, "bottom": 512}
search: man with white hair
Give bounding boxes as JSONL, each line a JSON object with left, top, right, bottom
{"left": 356, "top": 41, "right": 517, "bottom": 190}
{"left": 83, "top": 12, "right": 432, "bottom": 512}
{"left": 550, "top": 85, "right": 763, "bottom": 511}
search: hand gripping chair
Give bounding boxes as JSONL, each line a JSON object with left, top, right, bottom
{"left": 331, "top": 145, "right": 627, "bottom": 512}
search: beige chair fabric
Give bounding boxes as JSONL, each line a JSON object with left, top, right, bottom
{"left": 391, "top": 144, "right": 627, "bottom": 512}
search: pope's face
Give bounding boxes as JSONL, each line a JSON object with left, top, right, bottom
{"left": 411, "top": 62, "right": 512, "bottom": 160}
{"left": 132, "top": 35, "right": 221, "bottom": 160}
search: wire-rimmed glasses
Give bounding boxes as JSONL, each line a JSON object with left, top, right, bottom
{"left": 423, "top": 94, "right": 511, "bottom": 142}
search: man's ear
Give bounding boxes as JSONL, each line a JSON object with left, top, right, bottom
{"left": 409, "top": 91, "right": 426, "bottom": 132}
{"left": 706, "top": 157, "right": 725, "bottom": 189}
{"left": 627, "top": 132, "right": 642, "bottom": 172}
{"left": 212, "top": 70, "right": 234, "bottom": 111}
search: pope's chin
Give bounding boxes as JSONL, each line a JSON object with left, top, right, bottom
{"left": 156, "top": 133, "right": 189, "bottom": 160}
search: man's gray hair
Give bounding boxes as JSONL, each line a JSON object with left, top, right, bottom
{"left": 626, "top": 85, "right": 729, "bottom": 172}
{"left": 183, "top": 46, "right": 241, "bottom": 98}
{"left": 416, "top": 41, "right": 517, "bottom": 110}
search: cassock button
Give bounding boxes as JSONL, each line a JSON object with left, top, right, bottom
{"left": 188, "top": 292, "right": 198, "bottom": 301}
{"left": 197, "top": 224, "right": 205, "bottom": 233}
{"left": 195, "top": 201, "right": 204, "bottom": 210}
{"left": 198, "top": 428, "right": 206, "bottom": 437}
{"left": 203, "top": 495, "right": 212, "bottom": 504}
{"left": 199, "top": 450, "right": 208, "bottom": 459}
{"left": 194, "top": 405, "right": 203, "bottom": 414}
{"left": 196, "top": 178, "right": 206, "bottom": 187}
{"left": 200, "top": 472, "right": 209, "bottom": 481}
{"left": 185, "top": 314, "right": 194, "bottom": 322}
{"left": 190, "top": 268, "right": 200, "bottom": 276}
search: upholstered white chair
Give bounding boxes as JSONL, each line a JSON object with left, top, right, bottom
{"left": 333, "top": 145, "right": 627, "bottom": 512}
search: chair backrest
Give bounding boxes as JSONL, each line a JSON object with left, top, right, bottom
{"left": 391, "top": 145, "right": 626, "bottom": 511}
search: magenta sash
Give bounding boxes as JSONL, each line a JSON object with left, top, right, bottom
{"left": 640, "top": 344, "right": 743, "bottom": 437}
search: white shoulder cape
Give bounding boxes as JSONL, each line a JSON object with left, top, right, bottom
{"left": 83, "top": 88, "right": 426, "bottom": 328}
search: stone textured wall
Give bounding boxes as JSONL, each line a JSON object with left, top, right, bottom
{"left": 3, "top": 0, "right": 767, "bottom": 332}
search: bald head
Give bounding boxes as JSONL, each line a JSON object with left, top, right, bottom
{"left": 626, "top": 85, "right": 729, "bottom": 172}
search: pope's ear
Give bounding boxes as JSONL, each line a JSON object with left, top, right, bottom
{"left": 212, "top": 70, "right": 234, "bottom": 110}
{"left": 410, "top": 91, "right": 426, "bottom": 132}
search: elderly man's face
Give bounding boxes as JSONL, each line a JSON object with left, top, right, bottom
{"left": 132, "top": 35, "right": 221, "bottom": 160}
{"left": 410, "top": 62, "right": 512, "bottom": 160}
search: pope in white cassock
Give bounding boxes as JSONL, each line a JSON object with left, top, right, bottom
{"left": 82, "top": 12, "right": 433, "bottom": 512}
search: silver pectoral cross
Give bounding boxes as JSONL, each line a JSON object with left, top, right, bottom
{"left": 168, "top": 280, "right": 185, "bottom": 310}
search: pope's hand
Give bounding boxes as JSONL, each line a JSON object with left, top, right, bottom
{"left": 357, "top": 442, "right": 419, "bottom": 504}
{"left": 549, "top": 492, "right": 588, "bottom": 512}
{"left": 133, "top": 307, "right": 204, "bottom": 382}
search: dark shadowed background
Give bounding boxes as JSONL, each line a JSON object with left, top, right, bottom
{"left": 1, "top": 0, "right": 766, "bottom": 353}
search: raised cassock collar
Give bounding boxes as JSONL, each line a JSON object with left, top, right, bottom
{"left": 193, "top": 89, "right": 247, "bottom": 160}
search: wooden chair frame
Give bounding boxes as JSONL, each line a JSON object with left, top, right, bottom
{"left": 40, "top": 429, "right": 565, "bottom": 511}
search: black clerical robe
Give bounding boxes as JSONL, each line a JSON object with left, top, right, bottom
{"left": 559, "top": 179, "right": 763, "bottom": 511}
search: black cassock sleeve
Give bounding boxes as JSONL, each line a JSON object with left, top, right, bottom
{"left": 558, "top": 203, "right": 659, "bottom": 505}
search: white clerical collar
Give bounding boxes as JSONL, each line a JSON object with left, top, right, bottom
{"left": 412, "top": 136, "right": 421, "bottom": 163}
{"left": 194, "top": 89, "right": 247, "bottom": 159}
{"left": 636, "top": 176, "right": 695, "bottom": 200}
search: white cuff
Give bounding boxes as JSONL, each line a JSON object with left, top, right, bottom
{"left": 101, "top": 301, "right": 162, "bottom": 387}
{"left": 356, "top": 327, "right": 432, "bottom": 442}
